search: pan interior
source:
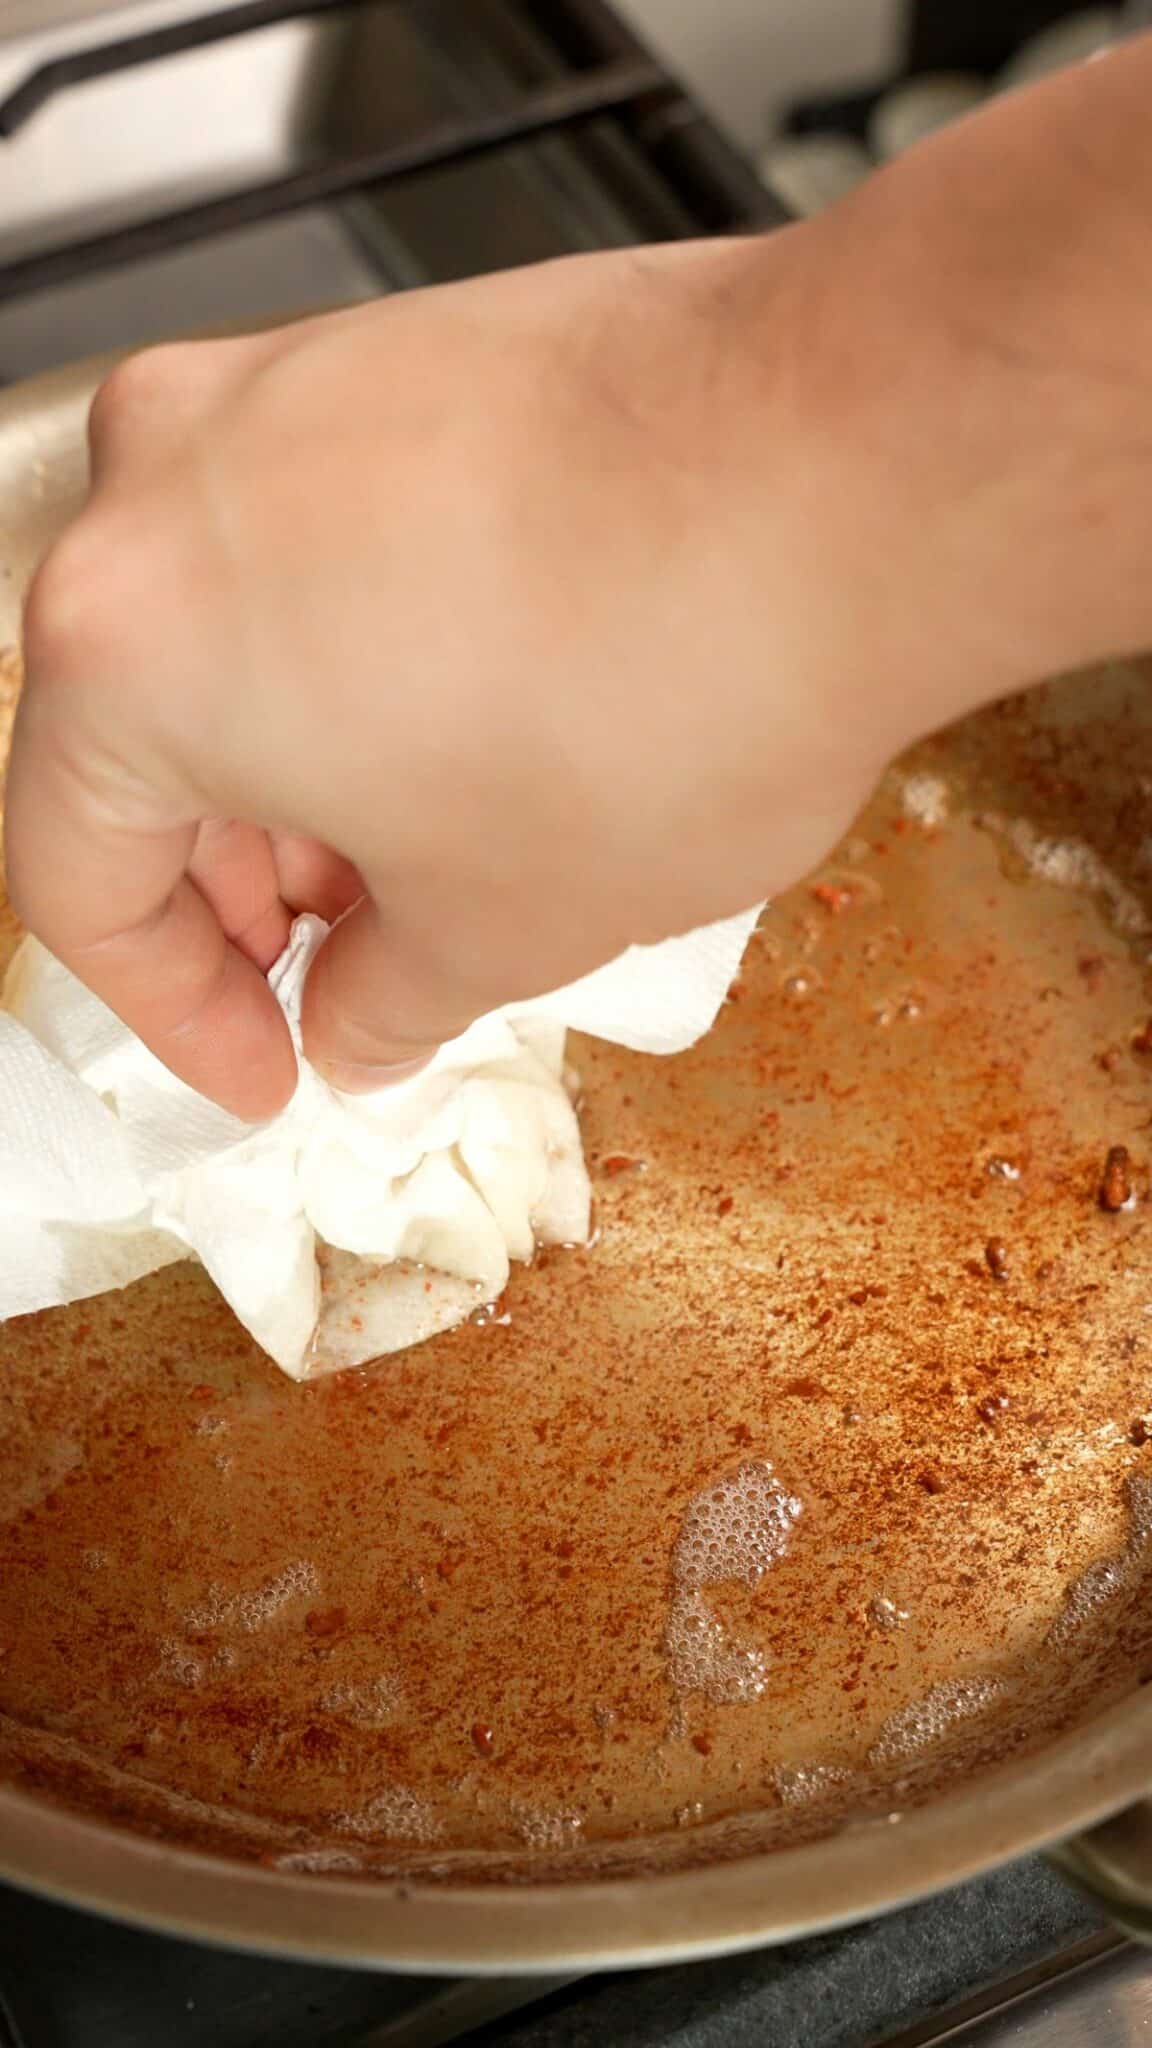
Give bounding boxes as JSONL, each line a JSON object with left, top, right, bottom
{"left": 3, "top": 660, "right": 1152, "bottom": 1885}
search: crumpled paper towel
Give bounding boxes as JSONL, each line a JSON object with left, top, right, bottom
{"left": 0, "top": 905, "right": 758, "bottom": 1378}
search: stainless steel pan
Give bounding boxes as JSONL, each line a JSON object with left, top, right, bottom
{"left": 2, "top": 351, "right": 1152, "bottom": 1971}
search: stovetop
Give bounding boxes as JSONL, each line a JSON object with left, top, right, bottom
{"left": 0, "top": 0, "right": 780, "bottom": 378}
{"left": 0, "top": 4, "right": 1147, "bottom": 2044}
{"left": 0, "top": 1858, "right": 1139, "bottom": 2046}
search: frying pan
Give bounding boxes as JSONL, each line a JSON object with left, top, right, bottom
{"left": 2, "top": 350, "right": 1152, "bottom": 1973}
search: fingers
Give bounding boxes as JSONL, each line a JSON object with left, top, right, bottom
{"left": 4, "top": 691, "right": 298, "bottom": 1122}
{"left": 189, "top": 818, "right": 291, "bottom": 972}
{"left": 272, "top": 832, "right": 365, "bottom": 926}
{"left": 300, "top": 896, "right": 481, "bottom": 1093}
{"left": 9, "top": 323, "right": 400, "bottom": 1120}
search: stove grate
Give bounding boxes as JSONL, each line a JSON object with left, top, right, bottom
{"left": 0, "top": 0, "right": 781, "bottom": 306}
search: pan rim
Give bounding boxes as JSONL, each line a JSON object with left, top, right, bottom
{"left": 0, "top": 1681, "right": 1148, "bottom": 1970}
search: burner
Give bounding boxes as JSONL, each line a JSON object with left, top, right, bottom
{"left": 0, "top": 1984, "right": 26, "bottom": 2048}
{"left": 0, "top": 0, "right": 781, "bottom": 375}
{"left": 0, "top": 1860, "right": 1130, "bottom": 2046}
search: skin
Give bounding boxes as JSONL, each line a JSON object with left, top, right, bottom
{"left": 7, "top": 36, "right": 1152, "bottom": 1119}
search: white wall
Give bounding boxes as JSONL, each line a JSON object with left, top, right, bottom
{"left": 618, "top": 0, "right": 903, "bottom": 149}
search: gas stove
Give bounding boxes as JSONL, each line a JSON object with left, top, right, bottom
{"left": 0, "top": 2, "right": 1149, "bottom": 2042}
{"left": 0, "top": 0, "right": 777, "bottom": 375}
{"left": 0, "top": 1862, "right": 1137, "bottom": 2045}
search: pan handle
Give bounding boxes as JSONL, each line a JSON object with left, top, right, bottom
{"left": 1050, "top": 1804, "right": 1152, "bottom": 1941}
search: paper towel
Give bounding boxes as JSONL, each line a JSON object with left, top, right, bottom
{"left": 0, "top": 904, "right": 759, "bottom": 1378}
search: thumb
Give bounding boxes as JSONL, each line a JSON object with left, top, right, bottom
{"left": 301, "top": 897, "right": 483, "bottom": 1092}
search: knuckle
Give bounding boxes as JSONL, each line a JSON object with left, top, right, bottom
{"left": 22, "top": 513, "right": 117, "bottom": 681}
{"left": 87, "top": 343, "right": 198, "bottom": 456}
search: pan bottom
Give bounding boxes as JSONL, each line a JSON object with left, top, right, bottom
{"left": 3, "top": 662, "right": 1152, "bottom": 1883}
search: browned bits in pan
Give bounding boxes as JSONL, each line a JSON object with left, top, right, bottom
{"left": 984, "top": 1238, "right": 1009, "bottom": 1281}
{"left": 599, "top": 1154, "right": 644, "bottom": 1178}
{"left": 809, "top": 882, "right": 853, "bottom": 913}
{"left": 305, "top": 1606, "right": 346, "bottom": 1638}
{"left": 1132, "top": 1020, "right": 1152, "bottom": 1054}
{"left": 847, "top": 1284, "right": 887, "bottom": 1307}
{"left": 16, "top": 660, "right": 1152, "bottom": 1891}
{"left": 976, "top": 1393, "right": 1010, "bottom": 1426}
{"left": 1099, "top": 1146, "right": 1132, "bottom": 1212}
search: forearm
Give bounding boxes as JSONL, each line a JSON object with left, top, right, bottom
{"left": 734, "top": 31, "right": 1152, "bottom": 755}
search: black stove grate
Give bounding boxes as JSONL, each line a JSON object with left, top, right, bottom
{"left": 0, "top": 0, "right": 388, "bottom": 134}
{"left": 0, "top": 1984, "right": 24, "bottom": 2048}
{"left": 0, "top": 0, "right": 782, "bottom": 306}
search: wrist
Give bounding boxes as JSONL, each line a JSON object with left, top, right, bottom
{"left": 731, "top": 41, "right": 1152, "bottom": 758}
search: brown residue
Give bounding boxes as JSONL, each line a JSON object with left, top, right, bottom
{"left": 976, "top": 1394, "right": 1010, "bottom": 1427}
{"left": 5, "top": 665, "right": 1152, "bottom": 1880}
{"left": 304, "top": 1607, "right": 347, "bottom": 1638}
{"left": 599, "top": 1154, "right": 644, "bottom": 1178}
{"left": 984, "top": 1239, "right": 1009, "bottom": 1281}
{"left": 810, "top": 882, "right": 853, "bottom": 913}
{"left": 1099, "top": 1146, "right": 1133, "bottom": 1213}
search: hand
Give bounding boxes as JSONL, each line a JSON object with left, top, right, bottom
{"left": 4, "top": 240, "right": 894, "bottom": 1117}
{"left": 10, "top": 33, "right": 1152, "bottom": 1120}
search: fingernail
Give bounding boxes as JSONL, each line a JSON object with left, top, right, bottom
{"left": 316, "top": 1054, "right": 432, "bottom": 1095}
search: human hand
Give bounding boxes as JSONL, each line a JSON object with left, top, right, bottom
{"left": 4, "top": 239, "right": 892, "bottom": 1118}
{"left": 11, "top": 31, "right": 1152, "bottom": 1121}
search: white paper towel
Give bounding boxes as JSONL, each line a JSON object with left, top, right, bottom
{"left": 0, "top": 904, "right": 759, "bottom": 1378}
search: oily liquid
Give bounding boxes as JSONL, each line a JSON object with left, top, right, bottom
{"left": 4, "top": 664, "right": 1152, "bottom": 1878}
